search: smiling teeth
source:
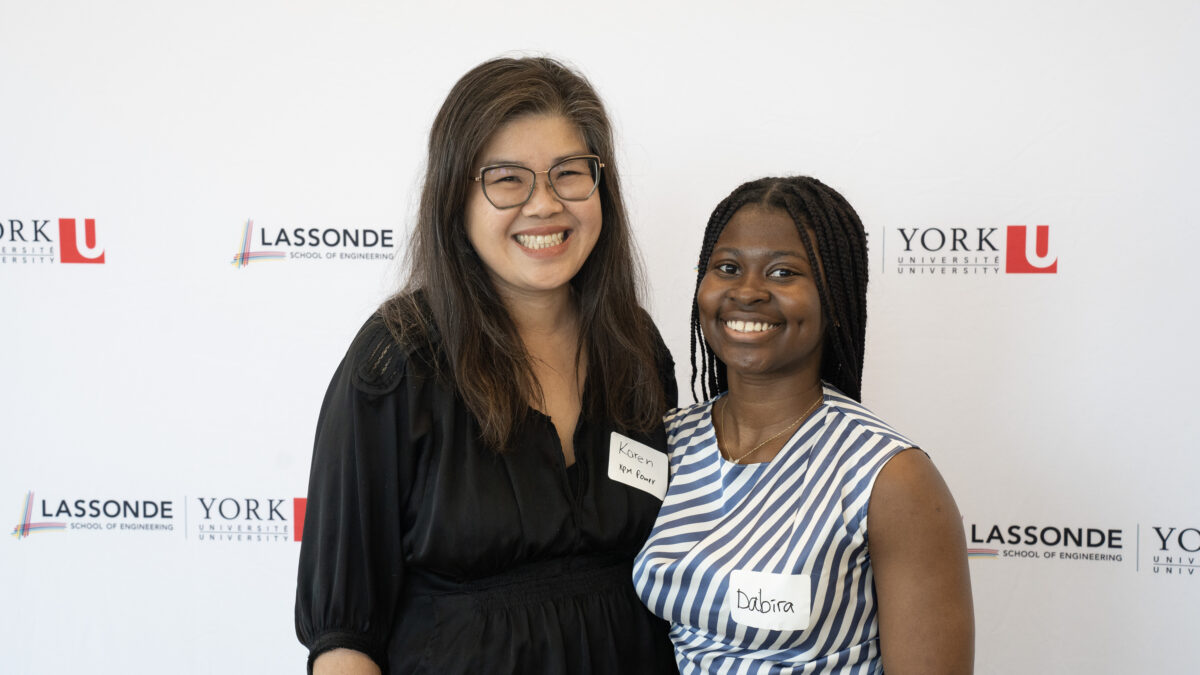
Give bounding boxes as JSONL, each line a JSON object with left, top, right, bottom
{"left": 726, "top": 320, "right": 778, "bottom": 333}
{"left": 516, "top": 232, "right": 565, "bottom": 249}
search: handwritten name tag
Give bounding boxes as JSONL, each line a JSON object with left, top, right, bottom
{"left": 607, "top": 432, "right": 667, "bottom": 500}
{"left": 729, "top": 569, "right": 811, "bottom": 631}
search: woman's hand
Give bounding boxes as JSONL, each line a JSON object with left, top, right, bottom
{"left": 868, "top": 448, "right": 975, "bottom": 674}
{"left": 311, "top": 648, "right": 381, "bottom": 675}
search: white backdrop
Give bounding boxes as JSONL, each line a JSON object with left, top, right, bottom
{"left": 3, "top": 1, "right": 1198, "bottom": 672}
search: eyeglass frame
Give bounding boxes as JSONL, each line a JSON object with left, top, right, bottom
{"left": 469, "top": 154, "right": 606, "bottom": 210}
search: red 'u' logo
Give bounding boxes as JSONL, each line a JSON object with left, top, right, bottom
{"left": 59, "top": 218, "right": 106, "bottom": 264}
{"left": 1005, "top": 225, "right": 1056, "bottom": 274}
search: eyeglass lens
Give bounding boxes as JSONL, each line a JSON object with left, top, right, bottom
{"left": 481, "top": 157, "right": 600, "bottom": 208}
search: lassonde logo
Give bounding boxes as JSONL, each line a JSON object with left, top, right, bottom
{"left": 1, "top": 218, "right": 106, "bottom": 265}
{"left": 967, "top": 547, "right": 998, "bottom": 560}
{"left": 10, "top": 491, "right": 66, "bottom": 539}
{"left": 230, "top": 217, "right": 396, "bottom": 267}
{"left": 966, "top": 520, "right": 1125, "bottom": 563}
{"left": 230, "top": 219, "right": 287, "bottom": 267}
{"left": 11, "top": 490, "right": 175, "bottom": 535}
{"left": 886, "top": 225, "right": 1058, "bottom": 277}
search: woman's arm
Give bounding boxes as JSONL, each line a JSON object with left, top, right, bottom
{"left": 868, "top": 448, "right": 974, "bottom": 674}
{"left": 312, "top": 648, "right": 381, "bottom": 675}
{"left": 296, "top": 316, "right": 411, "bottom": 673}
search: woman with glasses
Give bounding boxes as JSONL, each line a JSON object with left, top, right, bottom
{"left": 633, "top": 177, "right": 974, "bottom": 674}
{"left": 295, "top": 57, "right": 678, "bottom": 674}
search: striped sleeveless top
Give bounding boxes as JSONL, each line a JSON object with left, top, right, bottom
{"left": 633, "top": 385, "right": 915, "bottom": 674}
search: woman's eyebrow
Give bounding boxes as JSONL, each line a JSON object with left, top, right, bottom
{"left": 478, "top": 151, "right": 591, "bottom": 167}
{"left": 712, "top": 246, "right": 806, "bottom": 258}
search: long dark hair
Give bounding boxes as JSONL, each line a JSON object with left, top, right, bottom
{"left": 691, "top": 176, "right": 869, "bottom": 402}
{"left": 381, "top": 56, "right": 667, "bottom": 450}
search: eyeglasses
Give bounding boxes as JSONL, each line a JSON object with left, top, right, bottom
{"left": 470, "top": 155, "right": 605, "bottom": 209}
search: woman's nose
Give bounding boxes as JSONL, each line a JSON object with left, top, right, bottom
{"left": 521, "top": 175, "right": 565, "bottom": 217}
{"left": 730, "top": 274, "right": 769, "bottom": 304}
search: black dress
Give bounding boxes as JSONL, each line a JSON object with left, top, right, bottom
{"left": 295, "top": 313, "right": 678, "bottom": 674}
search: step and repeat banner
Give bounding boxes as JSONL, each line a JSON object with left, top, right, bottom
{"left": 3, "top": 2, "right": 1197, "bottom": 673}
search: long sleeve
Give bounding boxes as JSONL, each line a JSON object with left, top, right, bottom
{"left": 297, "top": 310, "right": 678, "bottom": 674}
{"left": 295, "top": 317, "right": 413, "bottom": 672}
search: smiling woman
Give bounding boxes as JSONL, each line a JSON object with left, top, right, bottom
{"left": 295, "top": 57, "right": 678, "bottom": 675}
{"left": 697, "top": 205, "right": 825, "bottom": 388}
{"left": 634, "top": 176, "right": 975, "bottom": 674}
{"left": 464, "top": 115, "right": 602, "bottom": 302}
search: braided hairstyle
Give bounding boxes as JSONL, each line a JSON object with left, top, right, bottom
{"left": 690, "top": 176, "right": 869, "bottom": 402}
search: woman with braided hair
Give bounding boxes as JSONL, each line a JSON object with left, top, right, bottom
{"left": 634, "top": 176, "right": 974, "bottom": 673}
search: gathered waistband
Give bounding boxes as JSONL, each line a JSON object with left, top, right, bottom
{"left": 404, "top": 553, "right": 635, "bottom": 610}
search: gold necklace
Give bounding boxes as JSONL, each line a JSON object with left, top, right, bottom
{"left": 719, "top": 393, "right": 824, "bottom": 465}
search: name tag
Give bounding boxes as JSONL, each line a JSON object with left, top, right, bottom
{"left": 729, "top": 569, "right": 811, "bottom": 631}
{"left": 607, "top": 432, "right": 667, "bottom": 500}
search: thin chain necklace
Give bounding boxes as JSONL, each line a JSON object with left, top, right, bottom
{"left": 719, "top": 392, "right": 824, "bottom": 465}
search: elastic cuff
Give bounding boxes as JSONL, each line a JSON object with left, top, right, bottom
{"left": 306, "top": 631, "right": 385, "bottom": 674}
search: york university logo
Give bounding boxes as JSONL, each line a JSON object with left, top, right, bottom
{"left": 1005, "top": 225, "right": 1056, "bottom": 274}
{"left": 197, "top": 497, "right": 288, "bottom": 521}
{"left": 191, "top": 496, "right": 303, "bottom": 543}
{"left": 1149, "top": 526, "right": 1199, "bottom": 577}
{"left": 59, "top": 218, "right": 106, "bottom": 264}
{"left": 1, "top": 218, "right": 105, "bottom": 264}
{"left": 890, "top": 225, "right": 1057, "bottom": 276}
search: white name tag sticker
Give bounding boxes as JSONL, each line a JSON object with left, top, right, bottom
{"left": 729, "top": 569, "right": 812, "bottom": 631}
{"left": 607, "top": 432, "right": 667, "bottom": 500}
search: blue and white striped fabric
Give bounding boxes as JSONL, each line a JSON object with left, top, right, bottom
{"left": 633, "top": 384, "right": 916, "bottom": 674}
